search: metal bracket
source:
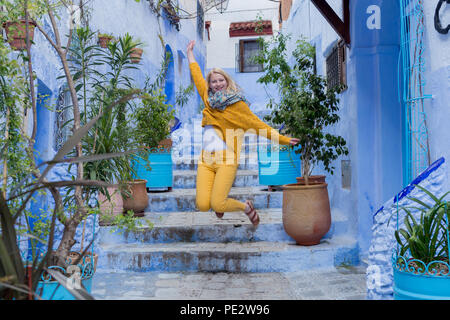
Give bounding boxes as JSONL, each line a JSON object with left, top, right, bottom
{"left": 310, "top": 0, "right": 350, "bottom": 46}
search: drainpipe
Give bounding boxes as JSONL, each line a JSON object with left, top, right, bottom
{"left": 350, "top": 1, "right": 403, "bottom": 255}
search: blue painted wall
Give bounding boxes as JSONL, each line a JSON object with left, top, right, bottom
{"left": 351, "top": 0, "right": 403, "bottom": 255}
{"left": 22, "top": 0, "right": 207, "bottom": 252}
{"left": 280, "top": 0, "right": 404, "bottom": 258}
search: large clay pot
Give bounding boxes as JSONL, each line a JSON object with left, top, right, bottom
{"left": 122, "top": 179, "right": 148, "bottom": 217}
{"left": 282, "top": 183, "right": 331, "bottom": 246}
{"left": 98, "top": 187, "right": 123, "bottom": 225}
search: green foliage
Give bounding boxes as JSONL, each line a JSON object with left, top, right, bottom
{"left": 105, "top": 210, "right": 154, "bottom": 237}
{"left": 132, "top": 53, "right": 174, "bottom": 149}
{"left": 175, "top": 84, "right": 194, "bottom": 109}
{"left": 134, "top": 89, "right": 174, "bottom": 148}
{"left": 254, "top": 33, "right": 348, "bottom": 180}
{"left": 393, "top": 185, "right": 450, "bottom": 264}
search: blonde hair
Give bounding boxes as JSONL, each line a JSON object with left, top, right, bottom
{"left": 206, "top": 68, "right": 241, "bottom": 94}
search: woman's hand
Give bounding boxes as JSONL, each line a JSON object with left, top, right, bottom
{"left": 187, "top": 40, "right": 196, "bottom": 63}
{"left": 289, "top": 138, "right": 300, "bottom": 146}
{"left": 187, "top": 40, "right": 195, "bottom": 52}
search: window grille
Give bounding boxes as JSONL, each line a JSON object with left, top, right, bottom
{"left": 235, "top": 40, "right": 263, "bottom": 73}
{"left": 197, "top": 0, "right": 204, "bottom": 40}
{"left": 53, "top": 85, "right": 73, "bottom": 152}
{"left": 326, "top": 40, "right": 347, "bottom": 90}
{"left": 399, "top": 0, "right": 432, "bottom": 185}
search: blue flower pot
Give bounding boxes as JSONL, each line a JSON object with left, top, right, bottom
{"left": 132, "top": 148, "right": 173, "bottom": 190}
{"left": 393, "top": 268, "right": 450, "bottom": 300}
{"left": 36, "top": 253, "right": 96, "bottom": 300}
{"left": 37, "top": 277, "right": 93, "bottom": 300}
{"left": 257, "top": 144, "right": 301, "bottom": 187}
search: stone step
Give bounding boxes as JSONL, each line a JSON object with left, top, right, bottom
{"left": 97, "top": 236, "right": 359, "bottom": 272}
{"left": 173, "top": 169, "right": 260, "bottom": 188}
{"left": 98, "top": 209, "right": 348, "bottom": 244}
{"left": 172, "top": 154, "right": 259, "bottom": 171}
{"left": 146, "top": 186, "right": 282, "bottom": 212}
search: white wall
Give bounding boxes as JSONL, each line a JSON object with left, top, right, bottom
{"left": 205, "top": 0, "right": 279, "bottom": 70}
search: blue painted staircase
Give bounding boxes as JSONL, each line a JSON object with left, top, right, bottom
{"left": 96, "top": 128, "right": 359, "bottom": 273}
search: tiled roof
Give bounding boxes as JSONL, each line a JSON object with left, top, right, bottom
{"left": 229, "top": 20, "right": 273, "bottom": 37}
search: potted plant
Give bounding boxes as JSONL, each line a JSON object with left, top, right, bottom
{"left": 255, "top": 33, "right": 348, "bottom": 245}
{"left": 3, "top": 19, "right": 37, "bottom": 50}
{"left": 82, "top": 32, "right": 148, "bottom": 218}
{"left": 130, "top": 43, "right": 144, "bottom": 63}
{"left": 391, "top": 185, "right": 450, "bottom": 300}
{"left": 0, "top": 1, "right": 39, "bottom": 51}
{"left": 0, "top": 2, "right": 144, "bottom": 300}
{"left": 256, "top": 124, "right": 301, "bottom": 191}
{"left": 97, "top": 32, "right": 114, "bottom": 48}
{"left": 161, "top": 0, "right": 181, "bottom": 31}
{"left": 132, "top": 86, "right": 175, "bottom": 192}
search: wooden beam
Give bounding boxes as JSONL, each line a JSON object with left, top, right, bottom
{"left": 311, "top": 0, "right": 350, "bottom": 45}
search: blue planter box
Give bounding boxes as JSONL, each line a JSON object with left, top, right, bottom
{"left": 37, "top": 277, "right": 93, "bottom": 300}
{"left": 257, "top": 144, "right": 301, "bottom": 186}
{"left": 394, "top": 268, "right": 450, "bottom": 300}
{"left": 132, "top": 150, "right": 173, "bottom": 189}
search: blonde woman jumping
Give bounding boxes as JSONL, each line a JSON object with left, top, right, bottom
{"left": 187, "top": 40, "right": 299, "bottom": 227}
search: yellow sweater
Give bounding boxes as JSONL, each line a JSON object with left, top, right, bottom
{"left": 190, "top": 62, "right": 292, "bottom": 164}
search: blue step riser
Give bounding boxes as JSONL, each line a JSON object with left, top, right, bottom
{"left": 98, "top": 221, "right": 345, "bottom": 245}
{"left": 173, "top": 174, "right": 259, "bottom": 188}
{"left": 98, "top": 246, "right": 359, "bottom": 273}
{"left": 146, "top": 193, "right": 283, "bottom": 212}
{"left": 173, "top": 162, "right": 259, "bottom": 171}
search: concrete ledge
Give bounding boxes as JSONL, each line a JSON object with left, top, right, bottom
{"left": 173, "top": 170, "right": 260, "bottom": 188}
{"left": 146, "top": 186, "right": 284, "bottom": 212}
{"left": 97, "top": 236, "right": 359, "bottom": 272}
{"left": 98, "top": 209, "right": 348, "bottom": 244}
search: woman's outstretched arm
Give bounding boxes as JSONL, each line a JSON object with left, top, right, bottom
{"left": 187, "top": 40, "right": 196, "bottom": 64}
{"left": 187, "top": 40, "right": 208, "bottom": 99}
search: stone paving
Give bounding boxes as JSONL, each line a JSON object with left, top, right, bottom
{"left": 91, "top": 265, "right": 367, "bottom": 300}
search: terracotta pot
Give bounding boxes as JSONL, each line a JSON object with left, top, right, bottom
{"left": 122, "top": 179, "right": 148, "bottom": 217}
{"left": 296, "top": 175, "right": 326, "bottom": 185}
{"left": 158, "top": 138, "right": 173, "bottom": 151}
{"left": 98, "top": 35, "right": 113, "bottom": 48}
{"left": 130, "top": 47, "right": 143, "bottom": 63}
{"left": 98, "top": 186, "right": 123, "bottom": 226}
{"left": 3, "top": 20, "right": 36, "bottom": 50}
{"left": 282, "top": 183, "right": 331, "bottom": 246}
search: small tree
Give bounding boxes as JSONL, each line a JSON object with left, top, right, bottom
{"left": 254, "top": 33, "right": 348, "bottom": 185}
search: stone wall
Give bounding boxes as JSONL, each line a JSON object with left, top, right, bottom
{"left": 367, "top": 157, "right": 447, "bottom": 299}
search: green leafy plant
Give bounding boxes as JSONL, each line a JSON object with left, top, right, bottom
{"left": 134, "top": 89, "right": 174, "bottom": 149}
{"left": 0, "top": 0, "right": 143, "bottom": 300}
{"left": 393, "top": 185, "right": 450, "bottom": 265}
{"left": 133, "top": 53, "right": 174, "bottom": 149}
{"left": 254, "top": 33, "right": 348, "bottom": 184}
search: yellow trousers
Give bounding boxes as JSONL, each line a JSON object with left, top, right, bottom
{"left": 196, "top": 151, "right": 247, "bottom": 213}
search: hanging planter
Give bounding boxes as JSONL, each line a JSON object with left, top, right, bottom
{"left": 161, "top": 1, "right": 181, "bottom": 31}
{"left": 130, "top": 47, "right": 143, "bottom": 63}
{"left": 3, "top": 19, "right": 37, "bottom": 51}
{"left": 98, "top": 33, "right": 114, "bottom": 48}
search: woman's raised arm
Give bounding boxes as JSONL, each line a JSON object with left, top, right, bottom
{"left": 187, "top": 40, "right": 196, "bottom": 64}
